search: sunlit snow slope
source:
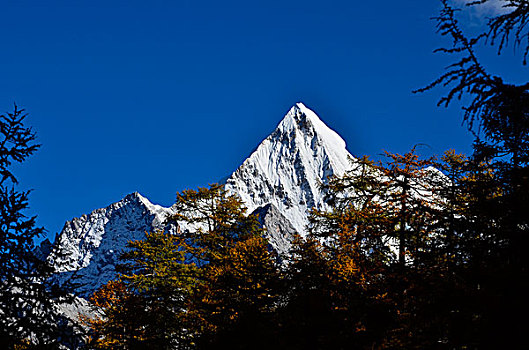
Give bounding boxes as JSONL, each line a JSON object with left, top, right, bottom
{"left": 225, "top": 102, "right": 353, "bottom": 235}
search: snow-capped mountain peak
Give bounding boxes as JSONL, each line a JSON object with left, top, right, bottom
{"left": 279, "top": 102, "right": 347, "bottom": 156}
{"left": 225, "top": 103, "right": 354, "bottom": 235}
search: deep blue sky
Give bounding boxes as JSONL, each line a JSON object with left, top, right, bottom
{"left": 1, "top": 0, "right": 524, "bottom": 239}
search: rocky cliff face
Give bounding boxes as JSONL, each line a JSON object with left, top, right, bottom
{"left": 47, "top": 103, "right": 355, "bottom": 296}
{"left": 48, "top": 192, "right": 176, "bottom": 296}
{"left": 251, "top": 203, "right": 298, "bottom": 258}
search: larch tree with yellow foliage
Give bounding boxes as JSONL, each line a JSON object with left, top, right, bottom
{"left": 274, "top": 156, "right": 398, "bottom": 349}
{"left": 85, "top": 184, "right": 281, "bottom": 349}
{"left": 168, "top": 184, "right": 280, "bottom": 349}
{"left": 84, "top": 231, "right": 197, "bottom": 349}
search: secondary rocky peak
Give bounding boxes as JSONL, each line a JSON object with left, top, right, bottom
{"left": 47, "top": 192, "right": 176, "bottom": 296}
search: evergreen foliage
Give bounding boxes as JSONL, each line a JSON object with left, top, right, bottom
{"left": 415, "top": 0, "right": 529, "bottom": 346}
{"left": 0, "top": 105, "right": 80, "bottom": 348}
{"left": 84, "top": 231, "right": 196, "bottom": 349}
{"left": 295, "top": 150, "right": 451, "bottom": 348}
{"left": 168, "top": 184, "right": 280, "bottom": 348}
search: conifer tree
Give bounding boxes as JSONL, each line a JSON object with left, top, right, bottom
{"left": 83, "top": 280, "right": 149, "bottom": 349}
{"left": 276, "top": 156, "right": 400, "bottom": 349}
{"left": 376, "top": 148, "right": 437, "bottom": 268}
{"left": 282, "top": 234, "right": 394, "bottom": 349}
{"left": 84, "top": 230, "right": 196, "bottom": 349}
{"left": 86, "top": 184, "right": 280, "bottom": 349}
{"left": 416, "top": 1, "right": 529, "bottom": 346}
{"left": 301, "top": 150, "right": 470, "bottom": 348}
{"left": 168, "top": 184, "right": 280, "bottom": 348}
{"left": 0, "top": 105, "right": 80, "bottom": 348}
{"left": 312, "top": 155, "right": 394, "bottom": 264}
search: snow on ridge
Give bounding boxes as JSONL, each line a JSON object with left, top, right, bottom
{"left": 294, "top": 102, "right": 351, "bottom": 176}
{"left": 48, "top": 192, "right": 175, "bottom": 293}
{"left": 134, "top": 192, "right": 174, "bottom": 227}
{"left": 294, "top": 102, "right": 347, "bottom": 151}
{"left": 225, "top": 102, "right": 355, "bottom": 235}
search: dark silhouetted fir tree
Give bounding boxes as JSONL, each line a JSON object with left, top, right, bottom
{"left": 0, "top": 105, "right": 81, "bottom": 349}
{"left": 416, "top": 0, "right": 529, "bottom": 347}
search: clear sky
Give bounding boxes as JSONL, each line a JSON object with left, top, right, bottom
{"left": 1, "top": 0, "right": 524, "bottom": 239}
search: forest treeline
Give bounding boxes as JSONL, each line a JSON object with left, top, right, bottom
{"left": 82, "top": 144, "right": 524, "bottom": 349}
{"left": 2, "top": 0, "right": 529, "bottom": 348}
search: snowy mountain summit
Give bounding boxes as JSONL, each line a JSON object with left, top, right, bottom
{"left": 48, "top": 103, "right": 354, "bottom": 295}
{"left": 225, "top": 102, "right": 353, "bottom": 235}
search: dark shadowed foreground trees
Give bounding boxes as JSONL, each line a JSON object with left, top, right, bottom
{"left": 285, "top": 150, "right": 472, "bottom": 348}
{"left": 415, "top": 0, "right": 529, "bottom": 347}
{"left": 414, "top": 2, "right": 529, "bottom": 223}
{"left": 0, "top": 106, "right": 80, "bottom": 349}
{"left": 84, "top": 148, "right": 496, "bottom": 349}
